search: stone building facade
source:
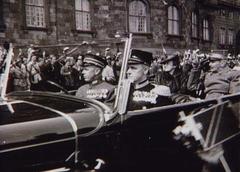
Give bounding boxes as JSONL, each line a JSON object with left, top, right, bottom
{"left": 0, "top": 0, "right": 240, "bottom": 55}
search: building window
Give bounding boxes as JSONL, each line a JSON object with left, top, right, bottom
{"left": 219, "top": 27, "right": 226, "bottom": 45}
{"left": 25, "top": 0, "right": 46, "bottom": 28}
{"left": 191, "top": 12, "right": 198, "bottom": 38}
{"left": 229, "top": 11, "right": 234, "bottom": 19}
{"left": 129, "top": 1, "right": 147, "bottom": 33}
{"left": 228, "top": 29, "right": 234, "bottom": 45}
{"left": 75, "top": 0, "right": 91, "bottom": 31}
{"left": 167, "top": 6, "right": 179, "bottom": 35}
{"left": 203, "top": 19, "right": 210, "bottom": 41}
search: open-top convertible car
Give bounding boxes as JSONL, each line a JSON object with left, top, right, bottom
{"left": 1, "top": 40, "right": 240, "bottom": 172}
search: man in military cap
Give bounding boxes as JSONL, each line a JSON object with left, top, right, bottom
{"left": 188, "top": 52, "right": 240, "bottom": 99}
{"left": 126, "top": 49, "right": 172, "bottom": 111}
{"left": 124, "top": 50, "right": 204, "bottom": 172}
{"left": 75, "top": 53, "right": 115, "bottom": 105}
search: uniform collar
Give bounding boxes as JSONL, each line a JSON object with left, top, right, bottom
{"left": 91, "top": 80, "right": 100, "bottom": 85}
{"left": 135, "top": 79, "right": 149, "bottom": 89}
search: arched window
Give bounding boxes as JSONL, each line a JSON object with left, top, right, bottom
{"left": 129, "top": 1, "right": 147, "bottom": 33}
{"left": 25, "top": 0, "right": 46, "bottom": 28}
{"left": 75, "top": 0, "right": 91, "bottom": 31}
{"left": 191, "top": 12, "right": 198, "bottom": 38}
{"left": 167, "top": 6, "right": 179, "bottom": 35}
{"left": 203, "top": 18, "right": 210, "bottom": 41}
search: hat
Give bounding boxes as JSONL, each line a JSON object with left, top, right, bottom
{"left": 160, "top": 53, "right": 180, "bottom": 64}
{"left": 106, "top": 55, "right": 111, "bottom": 60}
{"left": 128, "top": 49, "right": 153, "bottom": 66}
{"left": 105, "top": 47, "right": 110, "bottom": 51}
{"left": 63, "top": 47, "right": 70, "bottom": 52}
{"left": 14, "top": 58, "right": 22, "bottom": 64}
{"left": 77, "top": 55, "right": 83, "bottom": 60}
{"left": 83, "top": 53, "right": 107, "bottom": 68}
{"left": 208, "top": 53, "right": 226, "bottom": 61}
{"left": 87, "top": 50, "right": 92, "bottom": 54}
{"left": 65, "top": 56, "right": 74, "bottom": 61}
{"left": 116, "top": 52, "right": 122, "bottom": 56}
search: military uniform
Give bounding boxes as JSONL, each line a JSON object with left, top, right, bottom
{"left": 76, "top": 80, "right": 115, "bottom": 103}
{"left": 127, "top": 49, "right": 173, "bottom": 111}
{"left": 204, "top": 67, "right": 240, "bottom": 99}
{"left": 127, "top": 79, "right": 172, "bottom": 111}
{"left": 75, "top": 53, "right": 115, "bottom": 105}
{"left": 188, "top": 53, "right": 240, "bottom": 99}
{"left": 10, "top": 60, "right": 29, "bottom": 91}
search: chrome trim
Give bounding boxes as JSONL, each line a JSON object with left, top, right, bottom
{"left": 0, "top": 137, "right": 75, "bottom": 153}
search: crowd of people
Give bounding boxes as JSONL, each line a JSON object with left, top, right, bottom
{"left": 4, "top": 44, "right": 240, "bottom": 105}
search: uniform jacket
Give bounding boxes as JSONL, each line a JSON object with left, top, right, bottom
{"left": 10, "top": 65, "right": 29, "bottom": 89}
{"left": 75, "top": 80, "right": 115, "bottom": 104}
{"left": 188, "top": 66, "right": 240, "bottom": 99}
{"left": 205, "top": 67, "right": 240, "bottom": 98}
{"left": 127, "top": 80, "right": 173, "bottom": 111}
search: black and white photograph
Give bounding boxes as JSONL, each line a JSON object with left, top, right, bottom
{"left": 1, "top": 0, "right": 240, "bottom": 171}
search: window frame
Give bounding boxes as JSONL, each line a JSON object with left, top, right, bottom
{"left": 227, "top": 29, "right": 234, "bottom": 45}
{"left": 202, "top": 18, "right": 210, "bottom": 41}
{"left": 219, "top": 27, "right": 226, "bottom": 45}
{"left": 167, "top": 5, "right": 180, "bottom": 36}
{"left": 24, "top": 0, "right": 47, "bottom": 29}
{"left": 191, "top": 11, "right": 198, "bottom": 38}
{"left": 74, "top": 0, "right": 91, "bottom": 32}
{"left": 128, "top": 0, "right": 150, "bottom": 34}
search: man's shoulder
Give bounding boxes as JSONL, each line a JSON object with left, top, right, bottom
{"left": 97, "top": 81, "right": 115, "bottom": 90}
{"left": 151, "top": 84, "right": 171, "bottom": 97}
{"left": 77, "top": 84, "right": 90, "bottom": 91}
{"left": 75, "top": 84, "right": 90, "bottom": 97}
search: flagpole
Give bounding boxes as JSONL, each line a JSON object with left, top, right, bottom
{"left": 1, "top": 43, "right": 13, "bottom": 99}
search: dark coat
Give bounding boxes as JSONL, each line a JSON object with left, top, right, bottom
{"left": 155, "top": 67, "right": 194, "bottom": 103}
{"left": 127, "top": 81, "right": 173, "bottom": 111}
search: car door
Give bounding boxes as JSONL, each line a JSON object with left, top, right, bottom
{"left": 120, "top": 107, "right": 179, "bottom": 167}
{"left": 119, "top": 100, "right": 220, "bottom": 171}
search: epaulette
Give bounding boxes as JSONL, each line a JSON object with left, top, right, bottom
{"left": 152, "top": 84, "right": 171, "bottom": 97}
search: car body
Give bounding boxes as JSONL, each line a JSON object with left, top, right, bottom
{"left": 1, "top": 90, "right": 240, "bottom": 171}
